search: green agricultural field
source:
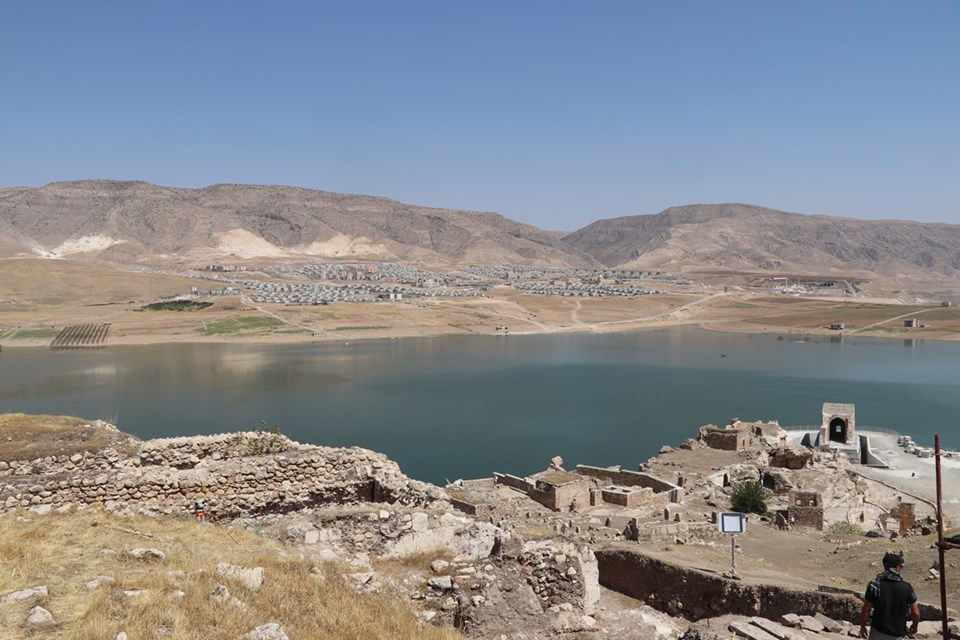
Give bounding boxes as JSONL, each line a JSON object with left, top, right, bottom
{"left": 9, "top": 328, "right": 60, "bottom": 340}
{"left": 330, "top": 325, "right": 389, "bottom": 332}
{"left": 197, "top": 316, "right": 283, "bottom": 335}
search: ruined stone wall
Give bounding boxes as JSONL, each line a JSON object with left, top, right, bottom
{"left": 0, "top": 432, "right": 441, "bottom": 518}
{"left": 788, "top": 490, "right": 824, "bottom": 529}
{"left": 138, "top": 432, "right": 292, "bottom": 467}
{"left": 493, "top": 473, "right": 533, "bottom": 493}
{"left": 527, "top": 486, "right": 554, "bottom": 512}
{"left": 702, "top": 431, "right": 749, "bottom": 451}
{"left": 492, "top": 473, "right": 589, "bottom": 512}
{"left": 596, "top": 547, "right": 861, "bottom": 622}
{"left": 449, "top": 498, "right": 497, "bottom": 519}
{"left": 545, "top": 481, "right": 589, "bottom": 512}
{"left": 575, "top": 465, "right": 683, "bottom": 503}
{"left": 600, "top": 487, "right": 667, "bottom": 509}
{"left": 788, "top": 506, "right": 824, "bottom": 529}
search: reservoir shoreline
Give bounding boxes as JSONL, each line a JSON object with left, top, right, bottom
{"left": 2, "top": 329, "right": 959, "bottom": 485}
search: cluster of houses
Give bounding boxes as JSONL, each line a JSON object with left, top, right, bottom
{"left": 243, "top": 280, "right": 487, "bottom": 305}
{"left": 513, "top": 281, "right": 663, "bottom": 298}
{"left": 461, "top": 264, "right": 662, "bottom": 282}
{"left": 262, "top": 262, "right": 465, "bottom": 287}
{"left": 245, "top": 282, "right": 405, "bottom": 305}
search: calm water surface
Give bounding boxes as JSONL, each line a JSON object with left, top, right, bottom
{"left": 1, "top": 329, "right": 959, "bottom": 484}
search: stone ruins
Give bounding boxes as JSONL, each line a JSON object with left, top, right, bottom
{"left": 1, "top": 406, "right": 955, "bottom": 639}
{"left": 0, "top": 427, "right": 440, "bottom": 517}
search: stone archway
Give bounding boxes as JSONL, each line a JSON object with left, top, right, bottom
{"left": 829, "top": 417, "right": 848, "bottom": 443}
{"left": 820, "top": 403, "right": 856, "bottom": 446}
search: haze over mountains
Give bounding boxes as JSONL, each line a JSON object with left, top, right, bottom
{"left": 2, "top": 180, "right": 959, "bottom": 279}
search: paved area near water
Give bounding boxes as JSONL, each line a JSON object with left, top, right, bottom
{"left": 855, "top": 431, "right": 960, "bottom": 521}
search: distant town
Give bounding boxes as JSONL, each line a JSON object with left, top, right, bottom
{"left": 185, "top": 261, "right": 857, "bottom": 307}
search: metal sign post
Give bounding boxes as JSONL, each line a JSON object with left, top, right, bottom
{"left": 719, "top": 512, "right": 747, "bottom": 580}
{"left": 933, "top": 434, "right": 960, "bottom": 640}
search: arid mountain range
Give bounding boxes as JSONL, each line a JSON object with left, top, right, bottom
{"left": 2, "top": 180, "right": 959, "bottom": 279}
{"left": 0, "top": 181, "right": 595, "bottom": 268}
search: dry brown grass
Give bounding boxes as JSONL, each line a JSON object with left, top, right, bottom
{"left": 0, "top": 508, "right": 463, "bottom": 640}
{"left": 0, "top": 414, "right": 137, "bottom": 461}
{"left": 0, "top": 259, "right": 197, "bottom": 306}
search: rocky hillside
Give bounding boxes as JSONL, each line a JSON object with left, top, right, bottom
{"left": 4, "top": 182, "right": 959, "bottom": 279}
{"left": 562, "top": 204, "right": 960, "bottom": 277}
{"left": 0, "top": 181, "right": 597, "bottom": 267}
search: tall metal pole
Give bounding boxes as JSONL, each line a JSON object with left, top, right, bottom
{"left": 935, "top": 435, "right": 949, "bottom": 640}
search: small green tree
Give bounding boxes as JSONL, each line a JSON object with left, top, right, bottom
{"left": 730, "top": 480, "right": 768, "bottom": 515}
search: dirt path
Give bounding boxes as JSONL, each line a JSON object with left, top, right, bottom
{"left": 240, "top": 295, "right": 328, "bottom": 336}
{"left": 507, "top": 292, "right": 734, "bottom": 335}
{"left": 577, "top": 291, "right": 733, "bottom": 331}
{"left": 846, "top": 306, "right": 940, "bottom": 335}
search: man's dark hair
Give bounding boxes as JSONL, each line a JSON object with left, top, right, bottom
{"left": 882, "top": 551, "right": 904, "bottom": 568}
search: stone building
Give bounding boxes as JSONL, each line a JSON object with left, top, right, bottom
{"left": 820, "top": 403, "right": 856, "bottom": 445}
{"left": 576, "top": 465, "right": 684, "bottom": 507}
{"left": 787, "top": 490, "right": 824, "bottom": 529}
{"left": 699, "top": 423, "right": 751, "bottom": 451}
{"left": 494, "top": 464, "right": 681, "bottom": 513}
{"left": 494, "top": 469, "right": 590, "bottom": 512}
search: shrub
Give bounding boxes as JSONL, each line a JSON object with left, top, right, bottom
{"left": 828, "top": 521, "right": 865, "bottom": 536}
{"left": 224, "top": 421, "right": 289, "bottom": 457}
{"left": 730, "top": 480, "right": 768, "bottom": 515}
{"left": 143, "top": 300, "right": 212, "bottom": 311}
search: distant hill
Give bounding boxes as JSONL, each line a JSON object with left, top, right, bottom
{"left": 562, "top": 203, "right": 960, "bottom": 278}
{"left": 0, "top": 180, "right": 597, "bottom": 267}
{"left": 3, "top": 183, "right": 959, "bottom": 280}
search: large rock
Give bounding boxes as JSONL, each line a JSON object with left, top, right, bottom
{"left": 762, "top": 469, "right": 794, "bottom": 494}
{"left": 243, "top": 623, "right": 289, "bottom": 640}
{"left": 0, "top": 585, "right": 48, "bottom": 603}
{"left": 768, "top": 447, "right": 814, "bottom": 470}
{"left": 727, "top": 464, "right": 761, "bottom": 485}
{"left": 128, "top": 548, "right": 166, "bottom": 561}
{"left": 410, "top": 512, "right": 430, "bottom": 532}
{"left": 383, "top": 520, "right": 502, "bottom": 560}
{"left": 25, "top": 605, "right": 55, "bottom": 627}
{"left": 216, "top": 562, "right": 266, "bottom": 591}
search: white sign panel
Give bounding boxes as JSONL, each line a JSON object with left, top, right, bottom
{"left": 719, "top": 512, "right": 747, "bottom": 533}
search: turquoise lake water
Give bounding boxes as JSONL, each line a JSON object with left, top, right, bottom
{"left": 1, "top": 329, "right": 959, "bottom": 484}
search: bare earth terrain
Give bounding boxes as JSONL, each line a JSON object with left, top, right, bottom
{"left": 2, "top": 259, "right": 959, "bottom": 350}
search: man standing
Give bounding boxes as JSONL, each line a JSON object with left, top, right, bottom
{"left": 859, "top": 552, "right": 920, "bottom": 639}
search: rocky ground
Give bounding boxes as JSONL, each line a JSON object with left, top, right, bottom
{"left": 2, "top": 415, "right": 959, "bottom": 639}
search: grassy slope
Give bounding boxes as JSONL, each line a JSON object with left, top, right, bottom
{"left": 0, "top": 414, "right": 460, "bottom": 639}
{"left": 0, "top": 508, "right": 461, "bottom": 640}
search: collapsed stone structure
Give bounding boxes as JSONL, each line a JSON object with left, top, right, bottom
{"left": 699, "top": 419, "right": 787, "bottom": 452}
{"left": 0, "top": 428, "right": 441, "bottom": 518}
{"left": 492, "top": 462, "right": 683, "bottom": 513}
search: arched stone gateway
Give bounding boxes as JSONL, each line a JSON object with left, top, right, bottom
{"left": 820, "top": 403, "right": 856, "bottom": 445}
{"left": 818, "top": 403, "right": 863, "bottom": 464}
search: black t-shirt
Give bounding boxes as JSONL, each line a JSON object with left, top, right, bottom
{"left": 865, "top": 570, "right": 917, "bottom": 636}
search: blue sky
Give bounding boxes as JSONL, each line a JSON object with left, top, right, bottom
{"left": 2, "top": 1, "right": 958, "bottom": 231}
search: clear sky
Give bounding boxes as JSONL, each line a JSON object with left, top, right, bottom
{"left": 2, "top": 1, "right": 958, "bottom": 231}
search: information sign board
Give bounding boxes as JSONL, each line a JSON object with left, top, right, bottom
{"left": 719, "top": 512, "right": 747, "bottom": 534}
